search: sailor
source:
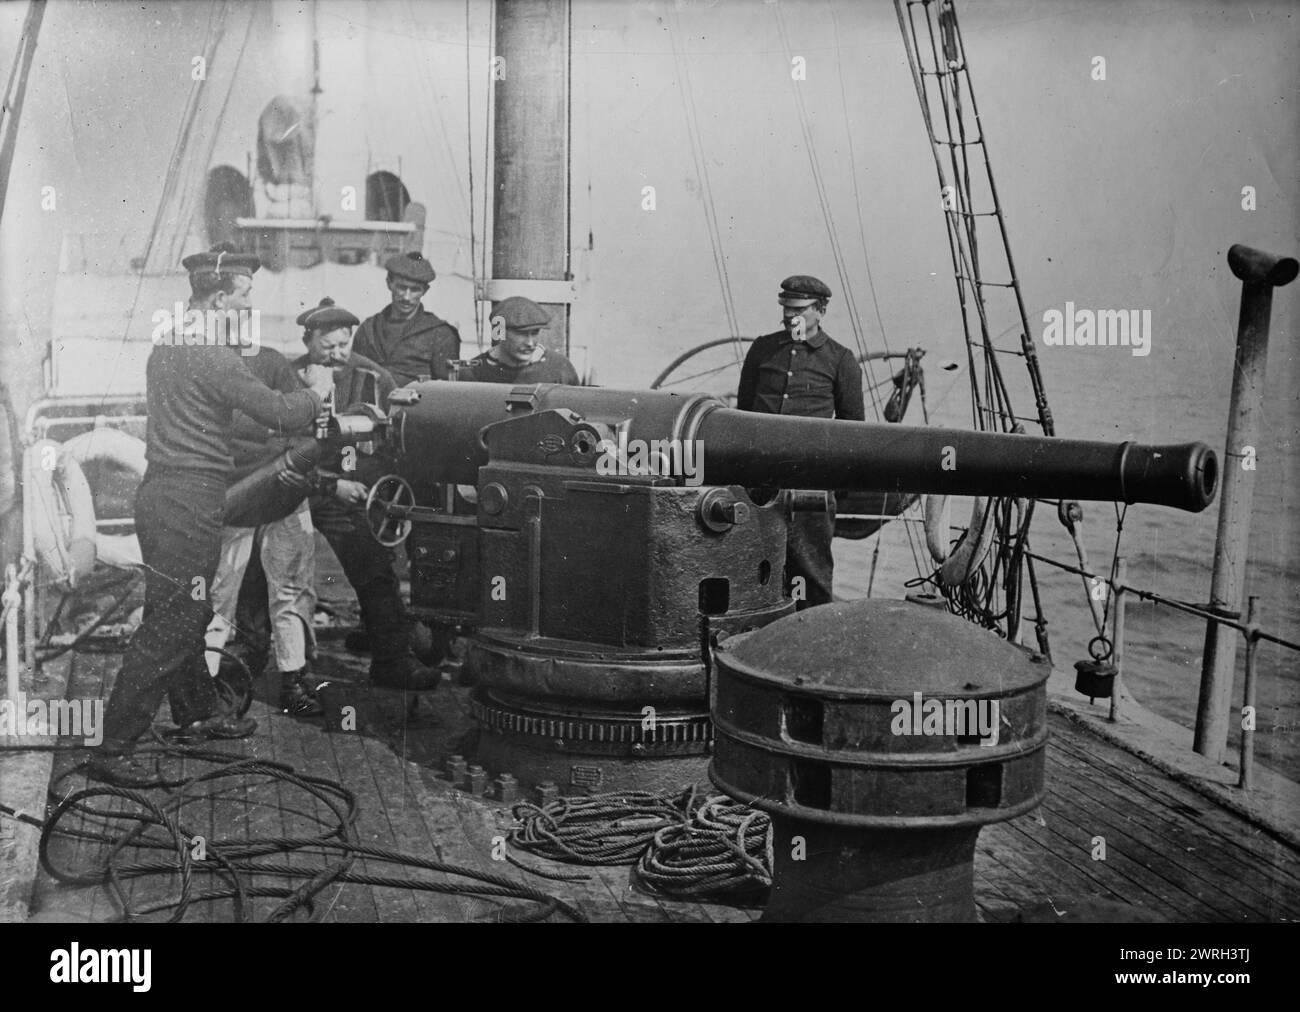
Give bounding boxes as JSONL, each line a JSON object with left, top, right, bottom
{"left": 736, "top": 275, "right": 864, "bottom": 609}
{"left": 295, "top": 298, "right": 442, "bottom": 691}
{"left": 95, "top": 245, "right": 332, "bottom": 774}
{"left": 206, "top": 341, "right": 320, "bottom": 717}
{"left": 351, "top": 251, "right": 461, "bottom": 386}
{"left": 461, "top": 296, "right": 580, "bottom": 385}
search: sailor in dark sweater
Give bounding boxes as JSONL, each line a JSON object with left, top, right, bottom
{"left": 461, "top": 296, "right": 580, "bottom": 385}
{"left": 219, "top": 299, "right": 442, "bottom": 699}
{"left": 95, "top": 247, "right": 332, "bottom": 774}
{"left": 293, "top": 299, "right": 441, "bottom": 692}
{"left": 351, "top": 252, "right": 461, "bottom": 385}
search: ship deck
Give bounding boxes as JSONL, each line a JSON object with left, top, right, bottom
{"left": 7, "top": 641, "right": 1299, "bottom": 924}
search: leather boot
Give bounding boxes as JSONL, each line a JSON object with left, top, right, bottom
{"left": 355, "top": 576, "right": 442, "bottom": 692}
{"left": 279, "top": 668, "right": 322, "bottom": 717}
{"left": 370, "top": 653, "right": 442, "bottom": 691}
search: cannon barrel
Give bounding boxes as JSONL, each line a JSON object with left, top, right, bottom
{"left": 701, "top": 409, "right": 1217, "bottom": 512}
{"left": 389, "top": 382, "right": 1218, "bottom": 513}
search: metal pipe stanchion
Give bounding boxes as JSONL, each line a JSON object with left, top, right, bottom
{"left": 1109, "top": 557, "right": 1127, "bottom": 723}
{"left": 1238, "top": 596, "right": 1260, "bottom": 790}
{"left": 4, "top": 564, "right": 20, "bottom": 704}
{"left": 1195, "top": 244, "right": 1298, "bottom": 763}
{"left": 21, "top": 446, "right": 36, "bottom": 670}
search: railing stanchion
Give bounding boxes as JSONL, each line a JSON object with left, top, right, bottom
{"left": 1197, "top": 244, "right": 1297, "bottom": 763}
{"left": 1238, "top": 596, "right": 1260, "bottom": 790}
{"left": 4, "top": 564, "right": 20, "bottom": 705}
{"left": 1110, "top": 557, "right": 1127, "bottom": 723}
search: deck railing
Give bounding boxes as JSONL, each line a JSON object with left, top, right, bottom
{"left": 1023, "top": 548, "right": 1296, "bottom": 790}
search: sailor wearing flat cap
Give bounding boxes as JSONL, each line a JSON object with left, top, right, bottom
{"left": 290, "top": 298, "right": 440, "bottom": 691}
{"left": 737, "top": 273, "right": 865, "bottom": 610}
{"left": 94, "top": 245, "right": 334, "bottom": 776}
{"left": 352, "top": 251, "right": 462, "bottom": 386}
{"left": 461, "top": 296, "right": 580, "bottom": 385}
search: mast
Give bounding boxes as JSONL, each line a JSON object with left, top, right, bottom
{"left": 488, "top": 0, "right": 573, "bottom": 355}
{"left": 0, "top": 0, "right": 45, "bottom": 228}
{"left": 309, "top": 0, "right": 320, "bottom": 209}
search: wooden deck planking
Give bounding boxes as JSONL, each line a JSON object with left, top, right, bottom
{"left": 351, "top": 730, "right": 468, "bottom": 922}
{"left": 1030, "top": 793, "right": 1223, "bottom": 920}
{"left": 21, "top": 645, "right": 1300, "bottom": 924}
{"left": 259, "top": 706, "right": 321, "bottom": 923}
{"left": 264, "top": 703, "right": 375, "bottom": 924}
{"left": 1049, "top": 730, "right": 1300, "bottom": 891}
{"left": 981, "top": 815, "right": 1137, "bottom": 910}
{"left": 972, "top": 716, "right": 1300, "bottom": 922}
{"left": 1043, "top": 741, "right": 1298, "bottom": 915}
{"left": 973, "top": 839, "right": 1059, "bottom": 919}
{"left": 237, "top": 713, "right": 295, "bottom": 923}
{"left": 292, "top": 711, "right": 383, "bottom": 922}
{"left": 31, "top": 651, "right": 89, "bottom": 922}
{"left": 40, "top": 650, "right": 128, "bottom": 924}
{"left": 1041, "top": 751, "right": 1284, "bottom": 920}
{"left": 326, "top": 728, "right": 422, "bottom": 921}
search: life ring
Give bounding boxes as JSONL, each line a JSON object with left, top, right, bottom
{"left": 60, "top": 427, "right": 146, "bottom": 520}
{"left": 26, "top": 439, "right": 98, "bottom": 590}
{"left": 59, "top": 428, "right": 146, "bottom": 571}
{"left": 923, "top": 494, "right": 996, "bottom": 588}
{"left": 96, "top": 532, "right": 142, "bottom": 569}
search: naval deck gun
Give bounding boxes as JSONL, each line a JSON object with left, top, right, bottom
{"left": 347, "top": 381, "right": 1216, "bottom": 794}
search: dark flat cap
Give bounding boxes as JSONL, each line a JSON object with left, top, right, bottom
{"left": 384, "top": 251, "right": 436, "bottom": 284}
{"left": 778, "top": 274, "right": 832, "bottom": 307}
{"left": 492, "top": 296, "right": 550, "bottom": 332}
{"left": 297, "top": 297, "right": 360, "bottom": 331}
{"left": 182, "top": 243, "right": 260, "bottom": 278}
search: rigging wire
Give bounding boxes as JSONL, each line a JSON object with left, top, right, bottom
{"left": 821, "top": 1, "right": 938, "bottom": 576}
{"left": 827, "top": 0, "right": 892, "bottom": 362}
{"left": 480, "top": 0, "right": 495, "bottom": 350}
{"left": 665, "top": 6, "right": 743, "bottom": 363}
{"left": 92, "top": 0, "right": 253, "bottom": 423}
{"left": 770, "top": 0, "right": 883, "bottom": 418}
{"left": 895, "top": 0, "right": 1071, "bottom": 639}
{"left": 401, "top": 0, "right": 476, "bottom": 298}
{"left": 465, "top": 0, "right": 479, "bottom": 345}
{"left": 403, "top": 0, "right": 471, "bottom": 222}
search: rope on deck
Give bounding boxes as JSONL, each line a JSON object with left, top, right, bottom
{"left": 36, "top": 739, "right": 587, "bottom": 924}
{"left": 508, "top": 786, "right": 772, "bottom": 903}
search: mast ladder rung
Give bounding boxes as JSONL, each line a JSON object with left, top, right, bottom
{"left": 897, "top": 0, "right": 1054, "bottom": 439}
{"left": 967, "top": 342, "right": 1026, "bottom": 357}
{"left": 954, "top": 276, "right": 1016, "bottom": 288}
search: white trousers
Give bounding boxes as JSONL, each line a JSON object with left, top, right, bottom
{"left": 204, "top": 499, "right": 317, "bottom": 675}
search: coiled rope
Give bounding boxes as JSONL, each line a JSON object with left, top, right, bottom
{"left": 509, "top": 786, "right": 772, "bottom": 902}
{"left": 36, "top": 739, "right": 586, "bottom": 923}
{"left": 635, "top": 795, "right": 772, "bottom": 901}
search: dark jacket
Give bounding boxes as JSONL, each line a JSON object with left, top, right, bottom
{"left": 461, "top": 348, "right": 580, "bottom": 386}
{"left": 144, "top": 342, "right": 321, "bottom": 478}
{"left": 736, "top": 327, "right": 864, "bottom": 421}
{"left": 352, "top": 306, "right": 461, "bottom": 386}
{"left": 227, "top": 348, "right": 308, "bottom": 481}
{"left": 291, "top": 351, "right": 397, "bottom": 485}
